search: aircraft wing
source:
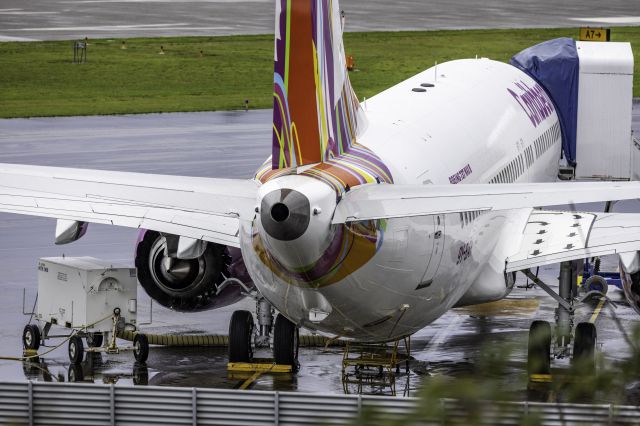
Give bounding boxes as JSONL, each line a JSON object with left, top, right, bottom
{"left": 332, "top": 181, "right": 640, "bottom": 223}
{"left": 505, "top": 210, "right": 640, "bottom": 272}
{"left": 0, "top": 163, "right": 258, "bottom": 248}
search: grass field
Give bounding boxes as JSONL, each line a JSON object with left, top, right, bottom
{"left": 1, "top": 27, "right": 638, "bottom": 118}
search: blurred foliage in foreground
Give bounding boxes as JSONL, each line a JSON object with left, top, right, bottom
{"left": 346, "top": 322, "right": 640, "bottom": 425}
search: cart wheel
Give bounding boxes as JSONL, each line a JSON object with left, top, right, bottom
{"left": 68, "top": 335, "right": 84, "bottom": 364}
{"left": 68, "top": 364, "right": 84, "bottom": 382}
{"left": 133, "top": 363, "right": 149, "bottom": 385}
{"left": 22, "top": 324, "right": 41, "bottom": 350}
{"left": 86, "top": 332, "right": 103, "bottom": 348}
{"left": 133, "top": 334, "right": 149, "bottom": 364}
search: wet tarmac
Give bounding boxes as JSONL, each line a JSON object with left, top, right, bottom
{"left": 0, "top": 107, "right": 639, "bottom": 399}
{"left": 0, "top": 0, "right": 639, "bottom": 41}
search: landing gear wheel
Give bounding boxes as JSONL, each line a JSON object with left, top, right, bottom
{"left": 86, "top": 332, "right": 103, "bottom": 348}
{"left": 527, "top": 320, "right": 551, "bottom": 376}
{"left": 68, "top": 335, "right": 84, "bottom": 364}
{"left": 572, "top": 322, "right": 597, "bottom": 372}
{"left": 133, "top": 334, "right": 149, "bottom": 364}
{"left": 584, "top": 275, "right": 608, "bottom": 295}
{"left": 228, "top": 310, "right": 254, "bottom": 363}
{"left": 22, "top": 324, "right": 40, "bottom": 350}
{"left": 273, "top": 314, "right": 299, "bottom": 369}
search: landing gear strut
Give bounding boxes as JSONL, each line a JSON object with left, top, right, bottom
{"left": 523, "top": 260, "right": 599, "bottom": 376}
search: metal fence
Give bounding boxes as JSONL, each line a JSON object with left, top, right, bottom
{"left": 2, "top": 381, "right": 640, "bottom": 425}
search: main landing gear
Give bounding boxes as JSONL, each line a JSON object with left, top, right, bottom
{"left": 226, "top": 282, "right": 299, "bottom": 370}
{"left": 523, "top": 261, "right": 600, "bottom": 378}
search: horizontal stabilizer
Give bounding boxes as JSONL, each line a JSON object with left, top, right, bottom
{"left": 332, "top": 181, "right": 640, "bottom": 223}
{"left": 0, "top": 163, "right": 258, "bottom": 247}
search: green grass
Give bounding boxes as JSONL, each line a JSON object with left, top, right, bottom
{"left": 1, "top": 27, "right": 638, "bottom": 118}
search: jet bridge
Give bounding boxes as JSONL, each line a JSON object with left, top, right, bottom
{"left": 511, "top": 38, "right": 635, "bottom": 181}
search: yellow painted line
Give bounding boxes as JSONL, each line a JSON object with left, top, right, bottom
{"left": 239, "top": 370, "right": 264, "bottom": 390}
{"left": 589, "top": 297, "right": 606, "bottom": 324}
{"left": 227, "top": 362, "right": 292, "bottom": 373}
{"left": 529, "top": 374, "right": 552, "bottom": 383}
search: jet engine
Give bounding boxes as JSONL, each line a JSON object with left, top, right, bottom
{"left": 135, "top": 230, "right": 249, "bottom": 312}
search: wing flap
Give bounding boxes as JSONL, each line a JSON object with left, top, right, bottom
{"left": 506, "top": 210, "right": 640, "bottom": 272}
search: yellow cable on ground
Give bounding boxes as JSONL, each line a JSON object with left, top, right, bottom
{"left": 116, "top": 330, "right": 345, "bottom": 348}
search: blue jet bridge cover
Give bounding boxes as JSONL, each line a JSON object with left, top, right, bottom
{"left": 510, "top": 37, "right": 579, "bottom": 165}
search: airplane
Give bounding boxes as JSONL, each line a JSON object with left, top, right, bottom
{"left": 4, "top": 0, "right": 639, "bottom": 375}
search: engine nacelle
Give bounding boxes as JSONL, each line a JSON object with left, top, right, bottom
{"left": 619, "top": 253, "right": 640, "bottom": 315}
{"left": 135, "top": 230, "right": 250, "bottom": 312}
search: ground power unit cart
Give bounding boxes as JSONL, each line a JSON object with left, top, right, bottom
{"left": 21, "top": 257, "right": 149, "bottom": 364}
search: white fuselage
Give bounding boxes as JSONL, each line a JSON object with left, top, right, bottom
{"left": 241, "top": 58, "right": 562, "bottom": 341}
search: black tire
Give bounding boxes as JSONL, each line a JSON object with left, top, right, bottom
{"left": 86, "top": 332, "right": 103, "bottom": 348}
{"left": 228, "top": 310, "right": 254, "bottom": 362}
{"left": 584, "top": 275, "right": 608, "bottom": 295}
{"left": 133, "top": 363, "right": 149, "bottom": 386}
{"left": 133, "top": 334, "right": 150, "bottom": 364}
{"left": 527, "top": 320, "right": 551, "bottom": 376}
{"left": 22, "top": 324, "right": 40, "bottom": 350}
{"left": 68, "top": 364, "right": 84, "bottom": 382}
{"left": 273, "top": 314, "right": 299, "bottom": 367}
{"left": 572, "top": 322, "right": 597, "bottom": 372}
{"left": 68, "top": 335, "right": 84, "bottom": 364}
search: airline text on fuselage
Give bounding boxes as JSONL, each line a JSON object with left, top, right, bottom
{"left": 507, "top": 81, "right": 555, "bottom": 127}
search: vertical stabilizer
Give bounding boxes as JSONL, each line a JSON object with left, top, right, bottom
{"left": 272, "top": 0, "right": 366, "bottom": 170}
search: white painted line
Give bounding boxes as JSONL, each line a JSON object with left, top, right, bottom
{"left": 570, "top": 16, "right": 640, "bottom": 25}
{"left": 0, "top": 35, "right": 41, "bottom": 42}
{"left": 60, "top": 0, "right": 269, "bottom": 3}
{"left": 7, "top": 23, "right": 190, "bottom": 32}
{"left": 0, "top": 11, "right": 59, "bottom": 15}
{"left": 7, "top": 25, "right": 237, "bottom": 32}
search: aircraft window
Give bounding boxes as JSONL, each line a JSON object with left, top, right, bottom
{"left": 547, "top": 131, "right": 551, "bottom": 149}
{"left": 421, "top": 83, "right": 435, "bottom": 87}
{"left": 412, "top": 88, "right": 426, "bottom": 92}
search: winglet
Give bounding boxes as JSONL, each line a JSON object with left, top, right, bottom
{"left": 272, "top": 0, "right": 366, "bottom": 170}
